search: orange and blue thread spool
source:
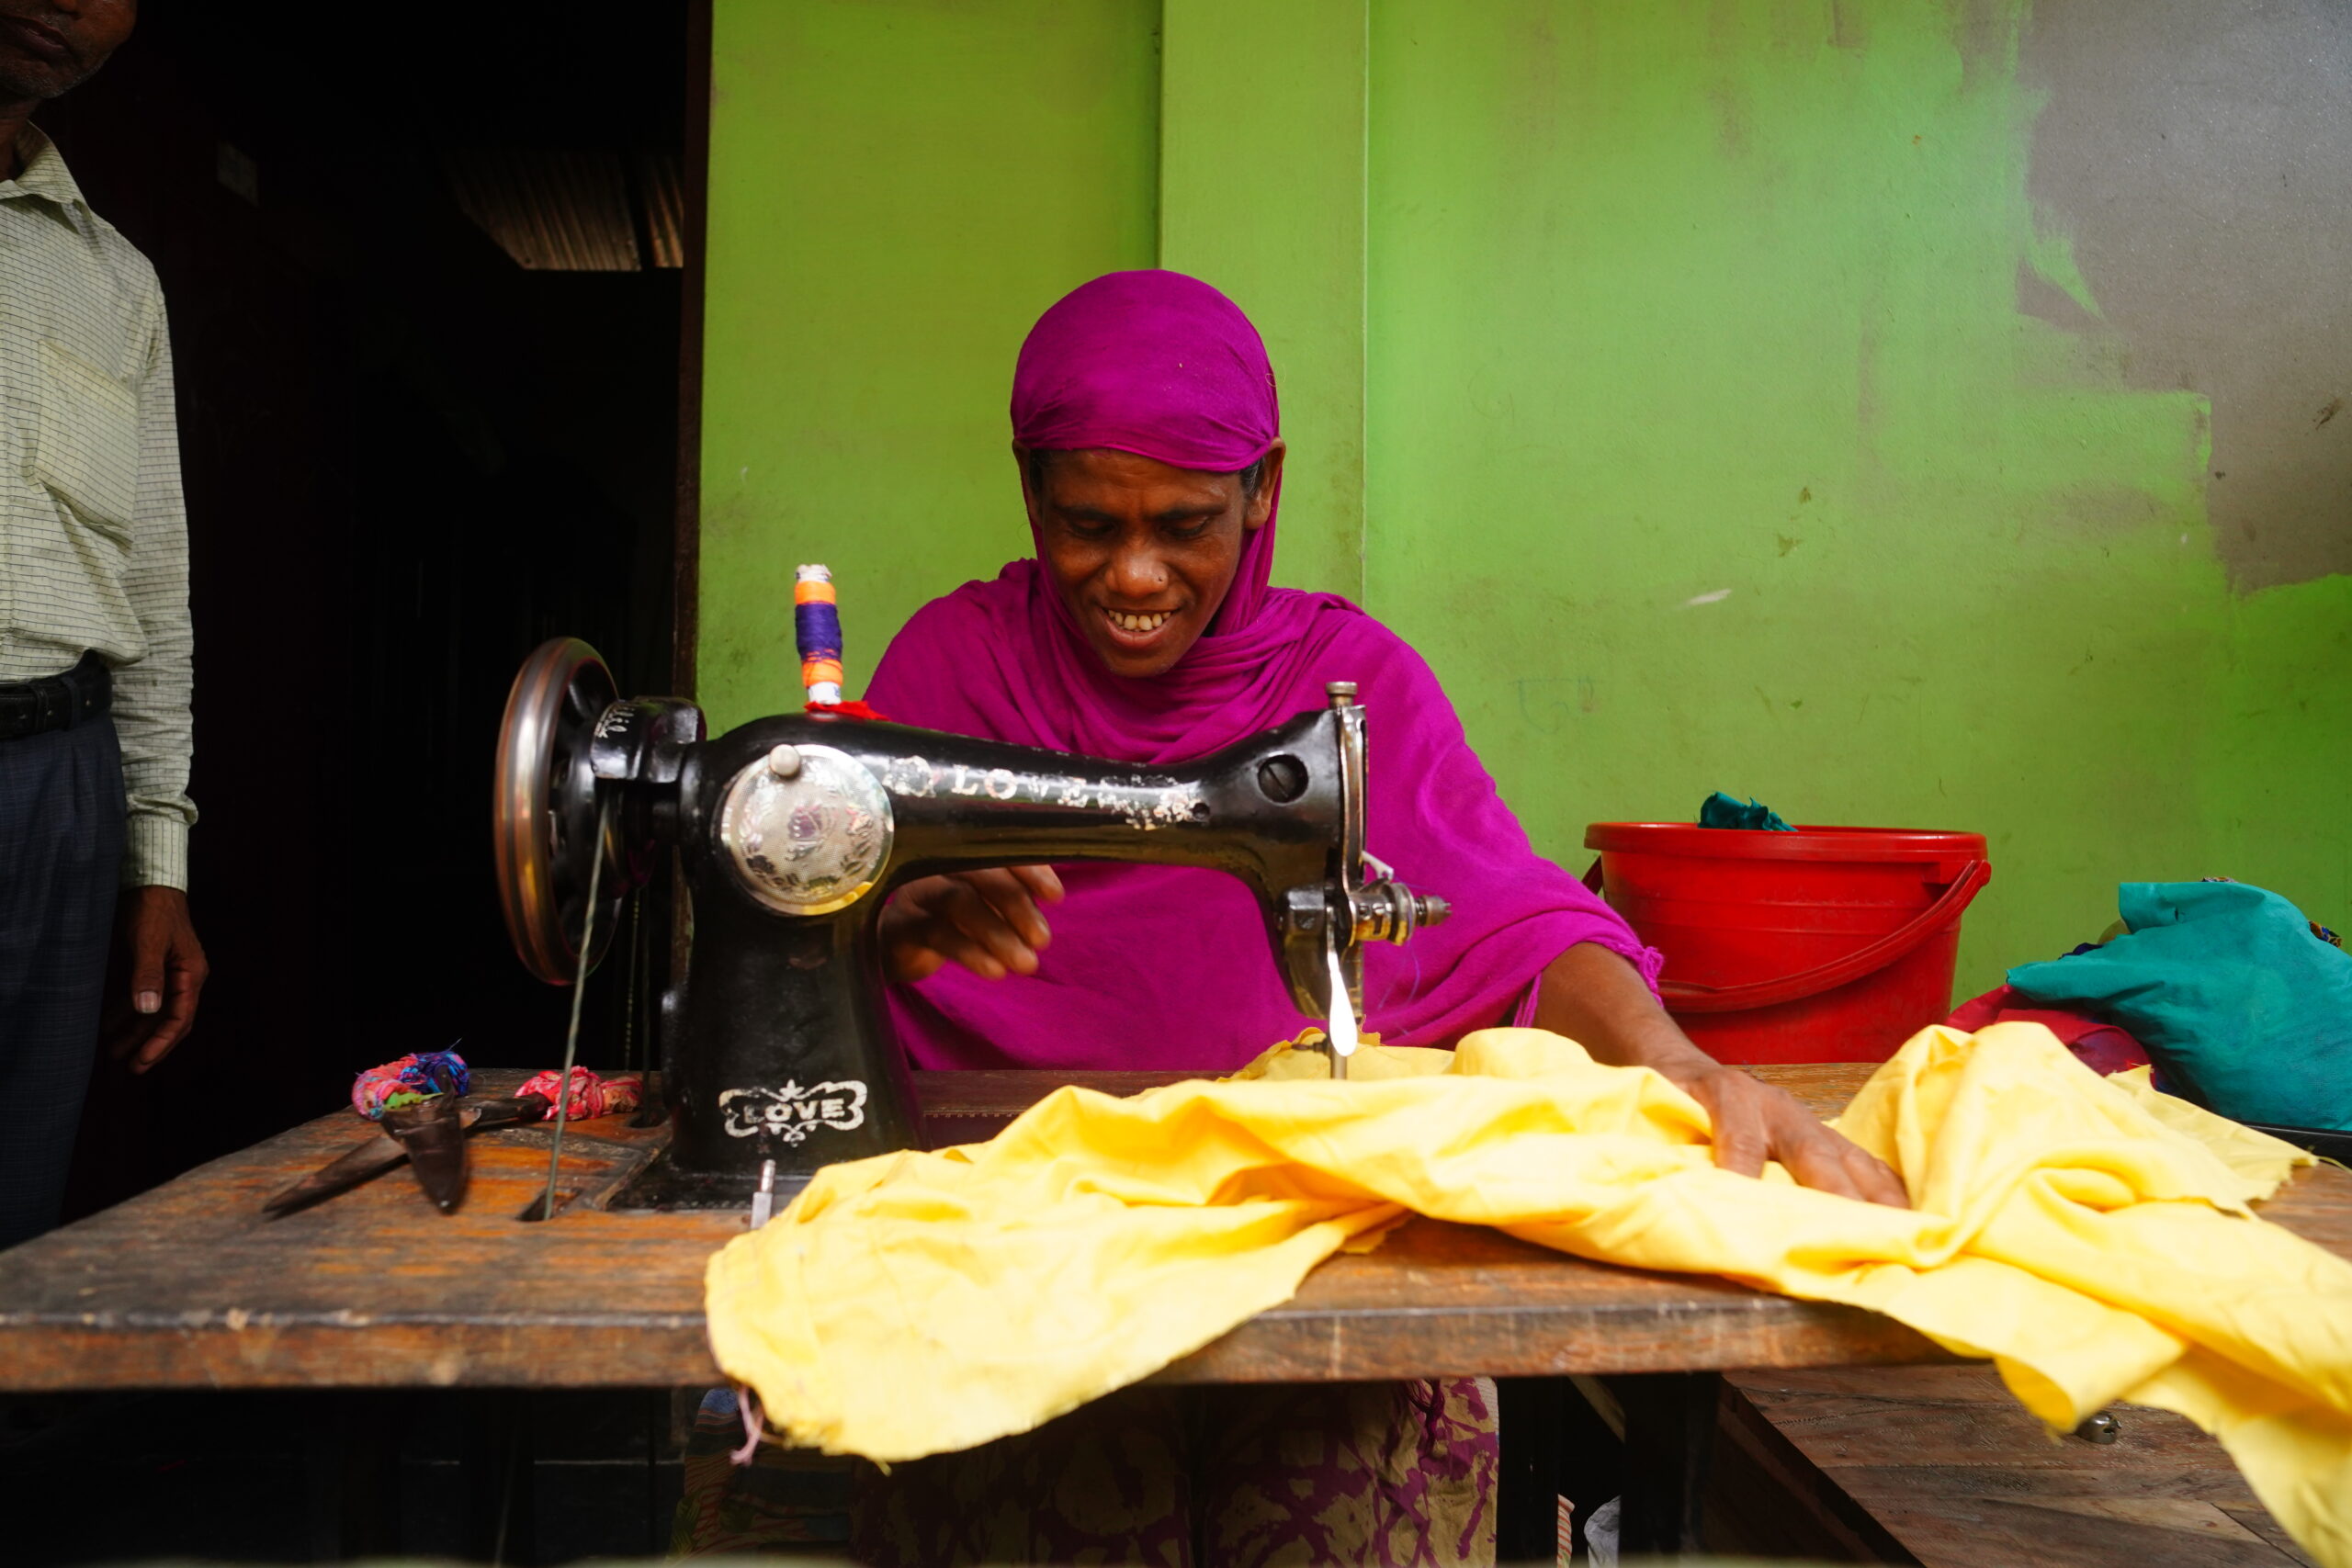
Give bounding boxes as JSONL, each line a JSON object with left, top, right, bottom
{"left": 795, "top": 564, "right": 844, "bottom": 705}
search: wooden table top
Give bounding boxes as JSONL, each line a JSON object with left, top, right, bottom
{"left": 2, "top": 1063, "right": 2343, "bottom": 1393}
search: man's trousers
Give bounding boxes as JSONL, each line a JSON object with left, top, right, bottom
{"left": 0, "top": 716, "right": 124, "bottom": 1248}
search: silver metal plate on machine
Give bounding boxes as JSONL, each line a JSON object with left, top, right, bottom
{"left": 718, "top": 743, "right": 895, "bottom": 915}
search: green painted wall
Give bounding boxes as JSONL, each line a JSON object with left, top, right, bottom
{"left": 1364, "top": 1, "right": 2349, "bottom": 990}
{"left": 701, "top": 1, "right": 2352, "bottom": 995}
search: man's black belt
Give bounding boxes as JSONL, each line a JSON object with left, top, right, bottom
{"left": 0, "top": 652, "right": 112, "bottom": 742}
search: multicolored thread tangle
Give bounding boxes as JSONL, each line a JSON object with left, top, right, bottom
{"left": 351, "top": 1047, "right": 469, "bottom": 1120}
{"left": 794, "top": 564, "right": 844, "bottom": 705}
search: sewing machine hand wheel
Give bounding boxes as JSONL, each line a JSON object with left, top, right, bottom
{"left": 493, "top": 637, "right": 630, "bottom": 986}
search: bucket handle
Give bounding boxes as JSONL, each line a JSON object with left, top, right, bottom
{"left": 1645, "top": 860, "right": 1992, "bottom": 1015}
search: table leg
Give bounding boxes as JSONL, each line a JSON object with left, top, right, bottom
{"left": 298, "top": 1391, "right": 409, "bottom": 1560}
{"left": 1610, "top": 1371, "right": 1719, "bottom": 1558}
{"left": 463, "top": 1390, "right": 538, "bottom": 1565}
{"left": 1496, "top": 1377, "right": 1567, "bottom": 1562}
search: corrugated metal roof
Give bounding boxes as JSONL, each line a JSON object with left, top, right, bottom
{"left": 636, "top": 153, "right": 686, "bottom": 269}
{"left": 444, "top": 147, "right": 644, "bottom": 272}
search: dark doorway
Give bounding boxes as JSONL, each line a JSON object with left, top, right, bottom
{"left": 46, "top": 1, "right": 693, "bottom": 1218}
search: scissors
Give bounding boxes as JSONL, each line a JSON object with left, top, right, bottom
{"left": 261, "top": 1091, "right": 552, "bottom": 1218}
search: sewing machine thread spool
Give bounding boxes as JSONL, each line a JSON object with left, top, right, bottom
{"left": 795, "top": 564, "right": 844, "bottom": 705}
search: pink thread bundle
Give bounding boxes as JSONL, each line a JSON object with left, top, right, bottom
{"left": 514, "top": 1066, "right": 644, "bottom": 1121}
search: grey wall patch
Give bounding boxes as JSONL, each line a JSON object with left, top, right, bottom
{"left": 2022, "top": 0, "right": 2352, "bottom": 589}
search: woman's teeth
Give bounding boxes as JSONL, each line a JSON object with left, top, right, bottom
{"left": 1107, "top": 610, "right": 1172, "bottom": 634}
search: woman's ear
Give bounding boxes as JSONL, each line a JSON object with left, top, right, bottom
{"left": 1012, "top": 443, "right": 1044, "bottom": 525}
{"left": 1244, "top": 441, "right": 1286, "bottom": 531}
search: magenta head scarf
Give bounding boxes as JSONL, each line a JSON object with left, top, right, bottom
{"left": 868, "top": 270, "right": 1657, "bottom": 1070}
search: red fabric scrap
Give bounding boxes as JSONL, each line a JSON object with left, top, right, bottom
{"left": 1945, "top": 984, "right": 2152, "bottom": 1077}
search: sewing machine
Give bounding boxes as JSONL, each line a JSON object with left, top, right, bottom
{"left": 492, "top": 637, "right": 1450, "bottom": 1205}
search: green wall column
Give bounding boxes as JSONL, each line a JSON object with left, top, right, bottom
{"left": 1159, "top": 0, "right": 1369, "bottom": 601}
{"left": 696, "top": 0, "right": 1159, "bottom": 734}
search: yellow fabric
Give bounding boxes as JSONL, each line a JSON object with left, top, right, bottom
{"left": 706, "top": 1023, "right": 2350, "bottom": 1566}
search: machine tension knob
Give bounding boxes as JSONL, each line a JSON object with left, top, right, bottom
{"left": 1350, "top": 880, "right": 1451, "bottom": 944}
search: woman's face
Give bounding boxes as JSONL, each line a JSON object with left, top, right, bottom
{"left": 1021, "top": 444, "right": 1283, "bottom": 679}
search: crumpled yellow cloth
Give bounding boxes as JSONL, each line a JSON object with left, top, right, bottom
{"left": 706, "top": 1023, "right": 2351, "bottom": 1567}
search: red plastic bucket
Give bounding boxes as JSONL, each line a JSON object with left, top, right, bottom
{"left": 1582, "top": 824, "right": 1991, "bottom": 1065}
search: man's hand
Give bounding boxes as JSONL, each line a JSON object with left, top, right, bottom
{"left": 1670, "top": 1063, "right": 1909, "bottom": 1207}
{"left": 879, "top": 866, "right": 1064, "bottom": 983}
{"left": 105, "top": 886, "right": 208, "bottom": 1073}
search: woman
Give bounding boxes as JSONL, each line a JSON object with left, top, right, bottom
{"left": 872, "top": 271, "right": 1898, "bottom": 1204}
{"left": 830, "top": 272, "right": 1904, "bottom": 1565}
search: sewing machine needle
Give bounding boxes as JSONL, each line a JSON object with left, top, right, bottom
{"left": 1325, "top": 945, "right": 1359, "bottom": 1078}
{"left": 750, "top": 1159, "right": 776, "bottom": 1229}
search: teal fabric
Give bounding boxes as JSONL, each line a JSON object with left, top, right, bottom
{"left": 1699, "top": 792, "right": 1793, "bottom": 831}
{"left": 2007, "top": 882, "right": 2352, "bottom": 1132}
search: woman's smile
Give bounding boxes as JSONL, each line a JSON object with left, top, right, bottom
{"left": 1100, "top": 605, "right": 1179, "bottom": 644}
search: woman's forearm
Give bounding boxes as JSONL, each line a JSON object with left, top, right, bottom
{"left": 1531, "top": 943, "right": 1718, "bottom": 1086}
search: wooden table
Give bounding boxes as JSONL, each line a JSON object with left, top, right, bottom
{"left": 4, "top": 1063, "right": 2345, "bottom": 1559}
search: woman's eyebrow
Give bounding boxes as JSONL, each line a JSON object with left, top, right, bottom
{"left": 1053, "top": 502, "right": 1225, "bottom": 526}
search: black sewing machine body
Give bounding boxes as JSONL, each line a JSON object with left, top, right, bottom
{"left": 493, "top": 639, "right": 1444, "bottom": 1206}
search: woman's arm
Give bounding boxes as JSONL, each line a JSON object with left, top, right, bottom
{"left": 1534, "top": 944, "right": 1910, "bottom": 1206}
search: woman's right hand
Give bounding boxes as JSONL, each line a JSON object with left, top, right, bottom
{"left": 879, "top": 866, "right": 1066, "bottom": 982}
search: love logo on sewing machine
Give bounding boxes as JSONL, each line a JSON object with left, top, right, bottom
{"left": 877, "top": 753, "right": 1209, "bottom": 831}
{"left": 718, "top": 1080, "right": 870, "bottom": 1143}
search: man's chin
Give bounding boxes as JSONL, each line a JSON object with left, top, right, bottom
{"left": 0, "top": 62, "right": 87, "bottom": 102}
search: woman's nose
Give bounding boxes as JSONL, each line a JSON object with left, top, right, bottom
{"left": 1105, "top": 542, "right": 1169, "bottom": 599}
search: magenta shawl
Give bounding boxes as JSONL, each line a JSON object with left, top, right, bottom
{"left": 867, "top": 271, "right": 1657, "bottom": 1070}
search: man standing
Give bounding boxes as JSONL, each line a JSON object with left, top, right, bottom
{"left": 1, "top": 0, "right": 207, "bottom": 1248}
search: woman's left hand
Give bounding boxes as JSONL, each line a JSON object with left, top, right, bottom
{"left": 1669, "top": 1064, "right": 1909, "bottom": 1207}
{"left": 1535, "top": 942, "right": 1910, "bottom": 1208}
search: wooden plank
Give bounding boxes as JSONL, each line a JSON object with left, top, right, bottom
{"left": 1736, "top": 1376, "right": 2254, "bottom": 1477}
{"left": 1708, "top": 1366, "right": 1921, "bottom": 1562}
{"left": 1853, "top": 1495, "right": 2301, "bottom": 1568}
{"left": 2, "top": 1064, "right": 2343, "bottom": 1396}
{"left": 1725, "top": 1363, "right": 2317, "bottom": 1567}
